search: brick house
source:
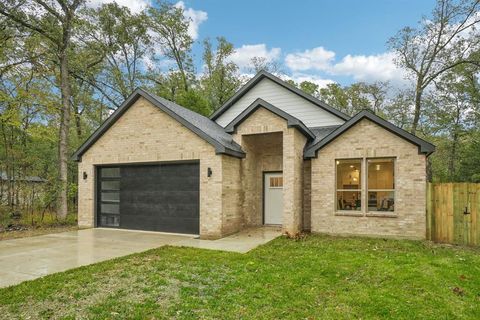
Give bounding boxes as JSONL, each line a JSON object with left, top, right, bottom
{"left": 73, "top": 71, "right": 435, "bottom": 240}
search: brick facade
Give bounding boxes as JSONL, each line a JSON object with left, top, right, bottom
{"left": 310, "top": 119, "right": 427, "bottom": 240}
{"left": 282, "top": 128, "right": 306, "bottom": 234}
{"left": 221, "top": 155, "right": 243, "bottom": 236}
{"left": 78, "top": 97, "right": 233, "bottom": 239}
{"left": 303, "top": 160, "right": 312, "bottom": 231}
{"left": 232, "top": 107, "right": 305, "bottom": 234}
{"left": 77, "top": 98, "right": 428, "bottom": 240}
{"left": 238, "top": 133, "right": 283, "bottom": 226}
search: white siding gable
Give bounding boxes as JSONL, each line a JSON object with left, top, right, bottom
{"left": 215, "top": 78, "right": 345, "bottom": 128}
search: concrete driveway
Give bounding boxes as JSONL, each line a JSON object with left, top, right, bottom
{"left": 0, "top": 227, "right": 281, "bottom": 288}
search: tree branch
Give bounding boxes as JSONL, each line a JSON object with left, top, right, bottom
{"left": 32, "top": 0, "right": 63, "bottom": 21}
{"left": 0, "top": 7, "right": 58, "bottom": 44}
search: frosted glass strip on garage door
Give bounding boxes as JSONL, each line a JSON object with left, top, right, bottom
{"left": 98, "top": 167, "right": 120, "bottom": 227}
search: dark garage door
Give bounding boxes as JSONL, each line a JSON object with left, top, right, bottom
{"left": 97, "top": 163, "right": 199, "bottom": 234}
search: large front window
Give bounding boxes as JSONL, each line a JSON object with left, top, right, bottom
{"left": 336, "top": 159, "right": 362, "bottom": 211}
{"left": 335, "top": 157, "right": 396, "bottom": 215}
{"left": 367, "top": 158, "right": 395, "bottom": 212}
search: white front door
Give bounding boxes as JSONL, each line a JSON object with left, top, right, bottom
{"left": 264, "top": 172, "right": 283, "bottom": 225}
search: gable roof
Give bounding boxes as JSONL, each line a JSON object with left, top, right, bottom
{"left": 210, "top": 70, "right": 350, "bottom": 122}
{"left": 72, "top": 89, "right": 245, "bottom": 161}
{"left": 224, "top": 98, "right": 316, "bottom": 140}
{"left": 304, "top": 110, "right": 436, "bottom": 158}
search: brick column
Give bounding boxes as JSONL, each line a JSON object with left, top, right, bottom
{"left": 282, "top": 128, "right": 307, "bottom": 235}
{"left": 199, "top": 155, "right": 224, "bottom": 239}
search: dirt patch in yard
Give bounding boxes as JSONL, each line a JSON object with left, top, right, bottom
{"left": 0, "top": 225, "right": 78, "bottom": 241}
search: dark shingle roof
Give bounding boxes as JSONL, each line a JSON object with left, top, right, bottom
{"left": 147, "top": 92, "right": 244, "bottom": 156}
{"left": 72, "top": 89, "right": 245, "bottom": 161}
{"left": 304, "top": 110, "right": 435, "bottom": 158}
{"left": 308, "top": 125, "right": 342, "bottom": 145}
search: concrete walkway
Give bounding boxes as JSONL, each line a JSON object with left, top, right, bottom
{"left": 0, "top": 226, "right": 281, "bottom": 288}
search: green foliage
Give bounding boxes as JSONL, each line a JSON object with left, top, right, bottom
{"left": 1, "top": 235, "right": 479, "bottom": 318}
{"left": 454, "top": 131, "right": 480, "bottom": 182}
{"left": 148, "top": 1, "right": 195, "bottom": 92}
{"left": 299, "top": 81, "right": 319, "bottom": 96}
{"left": 84, "top": 2, "right": 152, "bottom": 101}
{"left": 0, "top": 0, "right": 479, "bottom": 225}
{"left": 317, "top": 82, "right": 388, "bottom": 116}
{"left": 201, "top": 37, "right": 242, "bottom": 113}
{"left": 176, "top": 89, "right": 210, "bottom": 116}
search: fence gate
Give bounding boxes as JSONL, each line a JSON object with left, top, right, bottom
{"left": 427, "top": 183, "right": 480, "bottom": 246}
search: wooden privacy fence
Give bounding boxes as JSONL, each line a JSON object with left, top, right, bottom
{"left": 427, "top": 183, "right": 480, "bottom": 246}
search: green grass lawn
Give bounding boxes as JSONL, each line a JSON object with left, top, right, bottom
{"left": 1, "top": 235, "right": 479, "bottom": 319}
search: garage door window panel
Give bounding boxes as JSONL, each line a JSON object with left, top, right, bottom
{"left": 101, "top": 163, "right": 200, "bottom": 234}
{"left": 98, "top": 167, "right": 121, "bottom": 227}
{"left": 101, "top": 180, "right": 120, "bottom": 191}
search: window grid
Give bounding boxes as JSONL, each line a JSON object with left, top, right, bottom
{"left": 269, "top": 176, "right": 283, "bottom": 188}
{"left": 335, "top": 158, "right": 396, "bottom": 216}
{"left": 367, "top": 158, "right": 395, "bottom": 213}
{"left": 335, "top": 159, "right": 362, "bottom": 212}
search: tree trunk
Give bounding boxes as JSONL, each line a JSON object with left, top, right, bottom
{"left": 411, "top": 80, "right": 423, "bottom": 135}
{"left": 426, "top": 157, "right": 433, "bottom": 182}
{"left": 74, "top": 105, "right": 82, "bottom": 139}
{"left": 448, "top": 106, "right": 461, "bottom": 181}
{"left": 57, "top": 50, "right": 71, "bottom": 219}
{"left": 448, "top": 135, "right": 458, "bottom": 181}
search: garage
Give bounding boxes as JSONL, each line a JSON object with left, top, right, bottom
{"left": 96, "top": 162, "right": 200, "bottom": 234}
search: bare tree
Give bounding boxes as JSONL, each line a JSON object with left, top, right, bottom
{"left": 388, "top": 0, "right": 480, "bottom": 134}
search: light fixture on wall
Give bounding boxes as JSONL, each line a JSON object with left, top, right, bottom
{"left": 376, "top": 164, "right": 381, "bottom": 171}
{"left": 83, "top": 171, "right": 88, "bottom": 180}
{"left": 207, "top": 167, "right": 212, "bottom": 177}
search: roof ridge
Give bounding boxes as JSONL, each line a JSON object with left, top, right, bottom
{"left": 304, "top": 109, "right": 435, "bottom": 158}
{"left": 224, "top": 98, "right": 316, "bottom": 140}
{"left": 144, "top": 91, "right": 244, "bottom": 152}
{"left": 72, "top": 89, "right": 245, "bottom": 161}
{"left": 210, "top": 70, "right": 350, "bottom": 121}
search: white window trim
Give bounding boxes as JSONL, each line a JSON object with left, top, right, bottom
{"left": 269, "top": 176, "right": 283, "bottom": 189}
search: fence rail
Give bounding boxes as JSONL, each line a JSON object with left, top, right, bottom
{"left": 427, "top": 183, "right": 480, "bottom": 246}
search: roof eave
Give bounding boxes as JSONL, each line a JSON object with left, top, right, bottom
{"left": 71, "top": 89, "right": 144, "bottom": 162}
{"left": 72, "top": 89, "right": 246, "bottom": 161}
{"left": 216, "top": 147, "right": 246, "bottom": 158}
{"left": 210, "top": 70, "right": 350, "bottom": 122}
{"left": 224, "top": 98, "right": 316, "bottom": 141}
{"left": 303, "top": 110, "right": 436, "bottom": 159}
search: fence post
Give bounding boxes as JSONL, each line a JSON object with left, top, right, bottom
{"left": 426, "top": 182, "right": 433, "bottom": 241}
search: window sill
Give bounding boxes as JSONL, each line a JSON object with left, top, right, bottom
{"left": 335, "top": 211, "right": 364, "bottom": 217}
{"left": 334, "top": 211, "right": 398, "bottom": 218}
{"left": 366, "top": 212, "right": 397, "bottom": 218}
